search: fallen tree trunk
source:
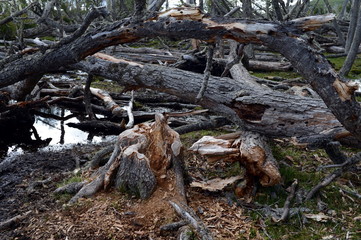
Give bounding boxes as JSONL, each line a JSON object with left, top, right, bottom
{"left": 73, "top": 56, "right": 361, "bottom": 147}
{"left": 1, "top": 8, "right": 360, "bottom": 142}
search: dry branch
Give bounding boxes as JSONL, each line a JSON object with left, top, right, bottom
{"left": 169, "top": 201, "right": 214, "bottom": 240}
{"left": 196, "top": 44, "right": 214, "bottom": 102}
{"left": 305, "top": 152, "right": 361, "bottom": 201}
{"left": 72, "top": 54, "right": 361, "bottom": 148}
{"left": 2, "top": 8, "right": 360, "bottom": 144}
{"left": 88, "top": 87, "right": 124, "bottom": 117}
{"left": 0, "top": 2, "right": 36, "bottom": 26}
{"left": 0, "top": 211, "right": 32, "bottom": 230}
{"left": 275, "top": 179, "right": 298, "bottom": 222}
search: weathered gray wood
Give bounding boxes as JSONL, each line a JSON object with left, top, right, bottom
{"left": 1, "top": 9, "right": 360, "bottom": 143}
{"left": 345, "top": 0, "right": 360, "bottom": 52}
{"left": 169, "top": 201, "right": 214, "bottom": 240}
{"left": 0, "top": 211, "right": 32, "bottom": 230}
{"left": 340, "top": 6, "right": 361, "bottom": 76}
{"left": 73, "top": 56, "right": 360, "bottom": 147}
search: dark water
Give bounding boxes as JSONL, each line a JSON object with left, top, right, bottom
{"left": 34, "top": 107, "right": 112, "bottom": 145}
{"left": 2, "top": 106, "right": 115, "bottom": 159}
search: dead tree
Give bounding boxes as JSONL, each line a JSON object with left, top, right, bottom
{"left": 1, "top": 8, "right": 360, "bottom": 143}
{"left": 73, "top": 54, "right": 361, "bottom": 148}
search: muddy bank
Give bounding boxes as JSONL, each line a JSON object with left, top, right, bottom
{"left": 0, "top": 141, "right": 114, "bottom": 240}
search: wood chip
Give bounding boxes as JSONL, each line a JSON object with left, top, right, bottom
{"left": 190, "top": 176, "right": 242, "bottom": 191}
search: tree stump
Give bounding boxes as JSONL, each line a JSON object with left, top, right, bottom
{"left": 189, "top": 131, "right": 282, "bottom": 200}
{"left": 66, "top": 113, "right": 183, "bottom": 203}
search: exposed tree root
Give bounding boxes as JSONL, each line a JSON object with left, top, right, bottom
{"left": 169, "top": 201, "right": 214, "bottom": 240}
{"left": 59, "top": 113, "right": 183, "bottom": 203}
{"left": 0, "top": 211, "right": 32, "bottom": 230}
{"left": 160, "top": 220, "right": 188, "bottom": 232}
{"left": 54, "top": 181, "right": 87, "bottom": 195}
{"left": 88, "top": 145, "right": 114, "bottom": 169}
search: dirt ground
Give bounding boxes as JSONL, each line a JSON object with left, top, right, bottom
{"left": 0, "top": 141, "right": 256, "bottom": 240}
{"left": 2, "top": 137, "right": 359, "bottom": 240}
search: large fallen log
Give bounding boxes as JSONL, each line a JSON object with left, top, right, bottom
{"left": 73, "top": 55, "right": 361, "bottom": 147}
{"left": 1, "top": 7, "right": 360, "bottom": 142}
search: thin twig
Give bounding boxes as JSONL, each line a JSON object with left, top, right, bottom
{"left": 122, "top": 90, "right": 134, "bottom": 128}
{"left": 84, "top": 74, "right": 95, "bottom": 120}
{"left": 306, "top": 153, "right": 361, "bottom": 201}
{"left": 196, "top": 44, "right": 214, "bottom": 102}
{"left": 317, "top": 162, "right": 348, "bottom": 171}
{"left": 221, "top": 43, "right": 244, "bottom": 77}
{"left": 340, "top": 188, "right": 361, "bottom": 199}
{"left": 276, "top": 179, "right": 298, "bottom": 222}
{"left": 169, "top": 201, "right": 214, "bottom": 240}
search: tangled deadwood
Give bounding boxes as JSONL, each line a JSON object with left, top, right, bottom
{"left": 63, "top": 113, "right": 182, "bottom": 203}
{"left": 189, "top": 131, "right": 282, "bottom": 199}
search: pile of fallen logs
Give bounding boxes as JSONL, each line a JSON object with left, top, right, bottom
{"left": 2, "top": 6, "right": 361, "bottom": 239}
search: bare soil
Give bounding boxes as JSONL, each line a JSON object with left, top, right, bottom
{"left": 0, "top": 142, "right": 254, "bottom": 240}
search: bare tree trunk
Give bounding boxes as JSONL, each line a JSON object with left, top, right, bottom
{"left": 73, "top": 55, "right": 361, "bottom": 147}
{"left": 340, "top": 6, "right": 361, "bottom": 76}
{"left": 134, "top": 0, "right": 147, "bottom": 18}
{"left": 338, "top": 0, "right": 350, "bottom": 20}
{"left": 272, "top": 0, "right": 283, "bottom": 21}
{"left": 119, "top": 0, "right": 129, "bottom": 15}
{"left": 322, "top": 0, "right": 345, "bottom": 46}
{"left": 345, "top": 0, "right": 361, "bottom": 52}
{"left": 198, "top": 0, "right": 204, "bottom": 10}
{"left": 242, "top": 0, "right": 253, "bottom": 19}
{"left": 148, "top": 0, "right": 166, "bottom": 11}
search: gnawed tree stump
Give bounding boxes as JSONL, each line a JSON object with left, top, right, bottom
{"left": 189, "top": 131, "right": 281, "bottom": 199}
{"left": 64, "top": 113, "right": 183, "bottom": 203}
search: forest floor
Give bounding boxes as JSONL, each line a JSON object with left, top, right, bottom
{"left": 1, "top": 50, "right": 361, "bottom": 239}
{"left": 0, "top": 129, "right": 360, "bottom": 240}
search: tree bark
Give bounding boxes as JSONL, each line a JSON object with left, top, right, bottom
{"left": 242, "top": 0, "right": 253, "bottom": 19}
{"left": 322, "top": 0, "right": 345, "bottom": 46}
{"left": 340, "top": 6, "right": 361, "bottom": 76}
{"left": 345, "top": 0, "right": 360, "bottom": 52}
{"left": 1, "top": 9, "right": 360, "bottom": 141}
{"left": 272, "top": 0, "right": 283, "bottom": 21}
{"left": 72, "top": 55, "right": 360, "bottom": 147}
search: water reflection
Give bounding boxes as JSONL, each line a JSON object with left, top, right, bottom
{"left": 1, "top": 107, "right": 114, "bottom": 159}
{"left": 34, "top": 107, "right": 112, "bottom": 145}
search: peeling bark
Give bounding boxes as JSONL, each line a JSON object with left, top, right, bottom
{"left": 66, "top": 113, "right": 183, "bottom": 202}
{"left": 189, "top": 131, "right": 282, "bottom": 197}
{"left": 73, "top": 55, "right": 361, "bottom": 147}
